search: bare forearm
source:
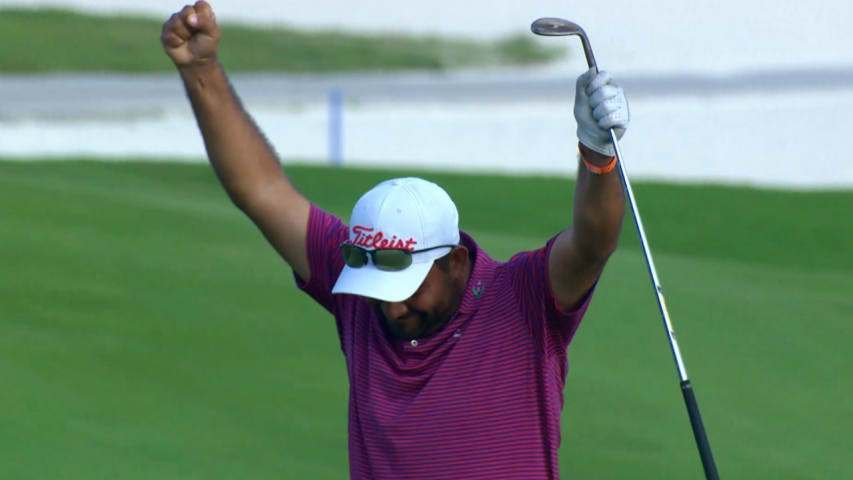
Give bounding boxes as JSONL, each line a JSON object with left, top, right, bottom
{"left": 179, "top": 61, "right": 289, "bottom": 207}
{"left": 163, "top": 2, "right": 311, "bottom": 279}
{"left": 572, "top": 145, "right": 625, "bottom": 259}
{"left": 548, "top": 69, "right": 629, "bottom": 309}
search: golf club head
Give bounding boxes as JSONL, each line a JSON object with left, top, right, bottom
{"left": 530, "top": 17, "right": 584, "bottom": 36}
{"left": 530, "top": 17, "right": 597, "bottom": 69}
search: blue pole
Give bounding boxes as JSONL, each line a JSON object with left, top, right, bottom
{"left": 328, "top": 88, "right": 343, "bottom": 167}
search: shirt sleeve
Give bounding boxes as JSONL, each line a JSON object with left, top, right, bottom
{"left": 506, "top": 234, "right": 595, "bottom": 353}
{"left": 293, "top": 203, "right": 349, "bottom": 316}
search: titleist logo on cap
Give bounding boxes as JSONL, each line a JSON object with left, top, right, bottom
{"left": 351, "top": 225, "right": 417, "bottom": 251}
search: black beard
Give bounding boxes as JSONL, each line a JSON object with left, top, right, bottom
{"left": 375, "top": 304, "right": 447, "bottom": 340}
{"left": 372, "top": 266, "right": 466, "bottom": 341}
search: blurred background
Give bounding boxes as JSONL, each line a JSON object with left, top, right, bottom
{"left": 3, "top": 0, "right": 853, "bottom": 186}
{"left": 2, "top": 1, "right": 852, "bottom": 479}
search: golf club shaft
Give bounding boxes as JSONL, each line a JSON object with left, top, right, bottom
{"left": 609, "top": 128, "right": 721, "bottom": 480}
{"left": 608, "top": 128, "right": 688, "bottom": 383}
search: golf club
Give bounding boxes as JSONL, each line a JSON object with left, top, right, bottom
{"left": 531, "top": 17, "right": 721, "bottom": 480}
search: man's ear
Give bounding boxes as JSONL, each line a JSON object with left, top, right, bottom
{"left": 449, "top": 245, "right": 469, "bottom": 274}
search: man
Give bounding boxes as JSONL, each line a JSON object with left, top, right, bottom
{"left": 161, "top": 2, "right": 629, "bottom": 479}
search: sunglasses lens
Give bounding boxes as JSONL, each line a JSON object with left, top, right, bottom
{"left": 341, "top": 244, "right": 414, "bottom": 271}
{"left": 372, "top": 249, "right": 413, "bottom": 271}
{"left": 340, "top": 244, "right": 367, "bottom": 267}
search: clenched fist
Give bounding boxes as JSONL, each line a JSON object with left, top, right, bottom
{"left": 161, "top": 1, "right": 221, "bottom": 67}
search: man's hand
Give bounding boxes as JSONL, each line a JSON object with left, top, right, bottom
{"left": 574, "top": 68, "right": 629, "bottom": 157}
{"left": 161, "top": 1, "right": 221, "bottom": 68}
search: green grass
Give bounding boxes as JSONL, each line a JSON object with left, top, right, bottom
{"left": 1, "top": 159, "right": 851, "bottom": 479}
{"left": 0, "top": 8, "right": 562, "bottom": 73}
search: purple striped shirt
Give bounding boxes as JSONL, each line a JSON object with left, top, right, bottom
{"left": 297, "top": 204, "right": 593, "bottom": 480}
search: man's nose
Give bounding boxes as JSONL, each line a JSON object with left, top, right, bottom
{"left": 382, "top": 301, "right": 409, "bottom": 320}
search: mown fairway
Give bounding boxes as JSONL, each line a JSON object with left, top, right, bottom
{"left": 2, "top": 160, "right": 851, "bottom": 479}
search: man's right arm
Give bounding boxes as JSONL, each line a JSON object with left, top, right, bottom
{"left": 161, "top": 1, "right": 311, "bottom": 279}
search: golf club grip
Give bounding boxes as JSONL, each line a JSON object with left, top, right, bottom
{"left": 680, "top": 380, "right": 720, "bottom": 480}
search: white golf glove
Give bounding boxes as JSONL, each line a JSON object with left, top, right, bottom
{"left": 574, "top": 68, "right": 629, "bottom": 157}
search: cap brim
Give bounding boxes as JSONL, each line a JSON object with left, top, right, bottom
{"left": 332, "top": 261, "right": 433, "bottom": 302}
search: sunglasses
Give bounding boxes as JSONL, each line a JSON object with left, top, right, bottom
{"left": 340, "top": 243, "right": 456, "bottom": 271}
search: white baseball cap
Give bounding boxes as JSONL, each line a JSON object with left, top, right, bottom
{"left": 331, "top": 177, "right": 460, "bottom": 302}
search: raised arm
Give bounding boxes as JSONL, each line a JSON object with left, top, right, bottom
{"left": 549, "top": 69, "right": 628, "bottom": 311}
{"left": 161, "top": 1, "right": 311, "bottom": 279}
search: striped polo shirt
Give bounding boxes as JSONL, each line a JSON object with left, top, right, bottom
{"left": 297, "top": 204, "right": 593, "bottom": 480}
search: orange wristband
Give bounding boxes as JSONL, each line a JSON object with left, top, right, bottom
{"left": 579, "top": 144, "right": 617, "bottom": 175}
